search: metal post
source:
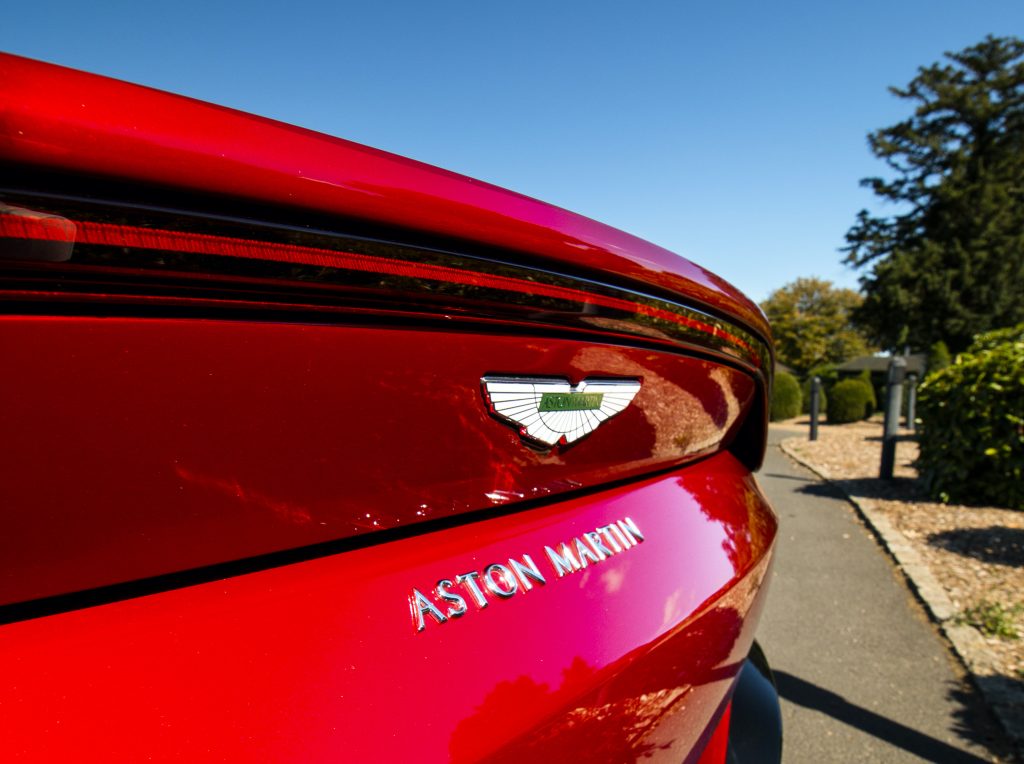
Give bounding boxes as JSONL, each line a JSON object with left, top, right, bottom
{"left": 809, "top": 376, "right": 821, "bottom": 441}
{"left": 905, "top": 373, "right": 917, "bottom": 432}
{"left": 880, "top": 357, "right": 907, "bottom": 479}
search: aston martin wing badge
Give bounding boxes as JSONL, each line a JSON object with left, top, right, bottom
{"left": 482, "top": 376, "right": 642, "bottom": 448}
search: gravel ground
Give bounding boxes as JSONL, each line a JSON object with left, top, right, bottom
{"left": 779, "top": 418, "right": 1024, "bottom": 682}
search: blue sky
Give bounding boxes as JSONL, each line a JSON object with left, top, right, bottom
{"left": 3, "top": 1, "right": 1022, "bottom": 303}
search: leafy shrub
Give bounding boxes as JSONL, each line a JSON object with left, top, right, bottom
{"left": 770, "top": 371, "right": 802, "bottom": 421}
{"left": 827, "top": 379, "right": 873, "bottom": 424}
{"left": 856, "top": 369, "right": 877, "bottom": 417}
{"left": 806, "top": 363, "right": 839, "bottom": 389}
{"left": 917, "top": 336, "right": 1024, "bottom": 509}
{"left": 928, "top": 340, "right": 951, "bottom": 373}
{"left": 967, "top": 322, "right": 1024, "bottom": 353}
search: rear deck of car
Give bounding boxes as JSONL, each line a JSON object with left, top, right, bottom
{"left": 0, "top": 52, "right": 777, "bottom": 762}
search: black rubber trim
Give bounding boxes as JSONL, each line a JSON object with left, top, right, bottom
{"left": 727, "top": 641, "right": 784, "bottom": 764}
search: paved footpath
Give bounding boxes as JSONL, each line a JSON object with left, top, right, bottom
{"left": 756, "top": 427, "right": 1014, "bottom": 763}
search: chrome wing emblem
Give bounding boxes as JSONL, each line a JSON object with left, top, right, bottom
{"left": 482, "top": 376, "right": 642, "bottom": 448}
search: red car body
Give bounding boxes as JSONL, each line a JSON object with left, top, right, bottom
{"left": 0, "top": 53, "right": 779, "bottom": 762}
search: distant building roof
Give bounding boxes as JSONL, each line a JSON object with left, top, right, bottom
{"left": 837, "top": 353, "right": 927, "bottom": 375}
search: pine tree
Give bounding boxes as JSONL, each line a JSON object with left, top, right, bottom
{"left": 844, "top": 36, "right": 1024, "bottom": 352}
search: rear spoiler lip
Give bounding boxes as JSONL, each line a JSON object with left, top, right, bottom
{"left": 0, "top": 52, "right": 771, "bottom": 349}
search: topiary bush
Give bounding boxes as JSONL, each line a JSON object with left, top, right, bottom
{"left": 856, "top": 369, "right": 877, "bottom": 417}
{"left": 827, "top": 379, "right": 873, "bottom": 424}
{"left": 917, "top": 335, "right": 1024, "bottom": 509}
{"left": 770, "top": 371, "right": 802, "bottom": 421}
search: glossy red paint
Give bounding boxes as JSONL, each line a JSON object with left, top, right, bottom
{"left": 697, "top": 705, "right": 733, "bottom": 764}
{"left": 0, "top": 315, "right": 755, "bottom": 608}
{"left": 0, "top": 53, "right": 769, "bottom": 343}
{"left": 0, "top": 452, "right": 776, "bottom": 762}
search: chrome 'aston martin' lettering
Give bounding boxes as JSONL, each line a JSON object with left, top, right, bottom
{"left": 482, "top": 376, "right": 641, "bottom": 448}
{"left": 409, "top": 517, "right": 645, "bottom": 632}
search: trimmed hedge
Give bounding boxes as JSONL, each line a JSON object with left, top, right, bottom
{"left": 827, "top": 379, "right": 873, "bottom": 424}
{"left": 770, "top": 371, "right": 802, "bottom": 421}
{"left": 917, "top": 333, "right": 1024, "bottom": 509}
{"left": 856, "top": 369, "right": 878, "bottom": 418}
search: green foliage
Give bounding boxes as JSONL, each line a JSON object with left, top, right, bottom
{"left": 843, "top": 36, "right": 1024, "bottom": 352}
{"left": 956, "top": 601, "right": 1023, "bottom": 639}
{"left": 827, "top": 379, "right": 874, "bottom": 424}
{"left": 800, "top": 376, "right": 828, "bottom": 415}
{"left": 770, "top": 371, "right": 802, "bottom": 421}
{"left": 760, "top": 278, "right": 872, "bottom": 375}
{"left": 857, "top": 369, "right": 877, "bottom": 417}
{"left": 917, "top": 337, "right": 1024, "bottom": 509}
{"left": 928, "top": 341, "right": 951, "bottom": 374}
{"left": 806, "top": 363, "right": 840, "bottom": 388}
{"left": 928, "top": 341, "right": 951, "bottom": 372}
{"left": 968, "top": 322, "right": 1024, "bottom": 352}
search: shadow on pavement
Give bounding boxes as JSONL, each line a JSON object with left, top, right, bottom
{"left": 796, "top": 476, "right": 923, "bottom": 502}
{"left": 947, "top": 675, "right": 1023, "bottom": 763}
{"left": 774, "top": 670, "right": 999, "bottom": 763}
{"left": 928, "top": 526, "right": 1024, "bottom": 568}
{"left": 760, "top": 472, "right": 814, "bottom": 483}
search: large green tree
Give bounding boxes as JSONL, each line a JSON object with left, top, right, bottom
{"left": 844, "top": 35, "right": 1024, "bottom": 352}
{"left": 760, "top": 277, "right": 872, "bottom": 375}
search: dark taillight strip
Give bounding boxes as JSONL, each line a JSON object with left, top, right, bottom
{"left": 0, "top": 202, "right": 768, "bottom": 370}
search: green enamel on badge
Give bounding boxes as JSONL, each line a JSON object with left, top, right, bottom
{"left": 538, "top": 392, "right": 604, "bottom": 412}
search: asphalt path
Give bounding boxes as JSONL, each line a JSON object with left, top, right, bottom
{"left": 755, "top": 426, "right": 1012, "bottom": 763}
